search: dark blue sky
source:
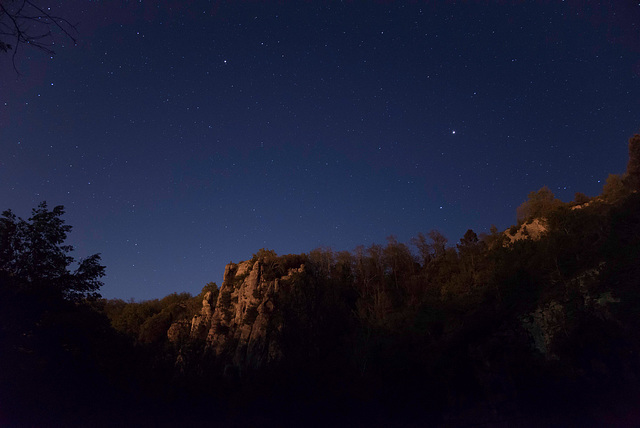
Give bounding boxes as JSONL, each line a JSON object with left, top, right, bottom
{"left": 2, "top": 1, "right": 639, "bottom": 300}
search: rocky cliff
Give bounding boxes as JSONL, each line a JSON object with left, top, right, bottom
{"left": 169, "top": 257, "right": 305, "bottom": 371}
{"left": 504, "top": 217, "right": 547, "bottom": 244}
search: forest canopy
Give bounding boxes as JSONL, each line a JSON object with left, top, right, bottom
{"left": 1, "top": 132, "right": 640, "bottom": 427}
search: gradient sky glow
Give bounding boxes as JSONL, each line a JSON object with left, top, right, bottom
{"left": 2, "top": 1, "right": 639, "bottom": 300}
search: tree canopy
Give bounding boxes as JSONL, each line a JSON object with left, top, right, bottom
{"left": 625, "top": 133, "right": 640, "bottom": 191}
{"left": 516, "top": 185, "right": 564, "bottom": 222}
{"left": 0, "top": 202, "right": 105, "bottom": 301}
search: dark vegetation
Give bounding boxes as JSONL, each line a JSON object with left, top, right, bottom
{"left": 2, "top": 133, "right": 640, "bottom": 427}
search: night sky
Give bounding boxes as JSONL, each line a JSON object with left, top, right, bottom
{"left": 2, "top": 1, "right": 639, "bottom": 300}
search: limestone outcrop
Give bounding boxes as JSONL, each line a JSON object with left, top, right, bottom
{"left": 169, "top": 257, "right": 305, "bottom": 371}
{"left": 167, "top": 320, "right": 191, "bottom": 343}
{"left": 190, "top": 290, "right": 215, "bottom": 340}
{"left": 504, "top": 218, "right": 547, "bottom": 244}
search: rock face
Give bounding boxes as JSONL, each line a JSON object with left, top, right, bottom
{"left": 190, "top": 290, "right": 215, "bottom": 340}
{"left": 170, "top": 258, "right": 305, "bottom": 371}
{"left": 167, "top": 320, "right": 191, "bottom": 343}
{"left": 504, "top": 218, "right": 547, "bottom": 244}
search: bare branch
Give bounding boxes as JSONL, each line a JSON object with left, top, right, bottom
{"left": 26, "top": 1, "right": 77, "bottom": 45}
{"left": 0, "top": 0, "right": 78, "bottom": 73}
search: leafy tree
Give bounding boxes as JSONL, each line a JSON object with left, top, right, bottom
{"left": 457, "top": 229, "right": 484, "bottom": 278}
{"left": 602, "top": 173, "right": 628, "bottom": 201}
{"left": 137, "top": 294, "right": 190, "bottom": 344}
{"left": 411, "top": 232, "right": 432, "bottom": 267}
{"left": 458, "top": 229, "right": 479, "bottom": 249}
{"left": 573, "top": 192, "right": 590, "bottom": 205}
{"left": 250, "top": 248, "right": 280, "bottom": 280}
{"left": 480, "top": 224, "right": 507, "bottom": 249}
{"left": 0, "top": 203, "right": 142, "bottom": 427}
{"left": 625, "top": 133, "right": 640, "bottom": 191}
{"left": 308, "top": 247, "right": 333, "bottom": 279}
{"left": 251, "top": 248, "right": 278, "bottom": 263}
{"left": 428, "top": 229, "right": 448, "bottom": 259}
{"left": 382, "top": 235, "right": 415, "bottom": 289}
{"left": 516, "top": 186, "right": 564, "bottom": 222}
{"left": 104, "top": 299, "right": 158, "bottom": 338}
{"left": 332, "top": 250, "right": 354, "bottom": 283}
{"left": 0, "top": 202, "right": 105, "bottom": 301}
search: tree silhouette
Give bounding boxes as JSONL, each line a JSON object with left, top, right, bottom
{"left": 625, "top": 133, "right": 640, "bottom": 191}
{"left": 602, "top": 173, "right": 628, "bottom": 201}
{"left": 0, "top": 0, "right": 77, "bottom": 72}
{"left": 516, "top": 186, "right": 564, "bottom": 222}
{"left": 0, "top": 202, "right": 105, "bottom": 301}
